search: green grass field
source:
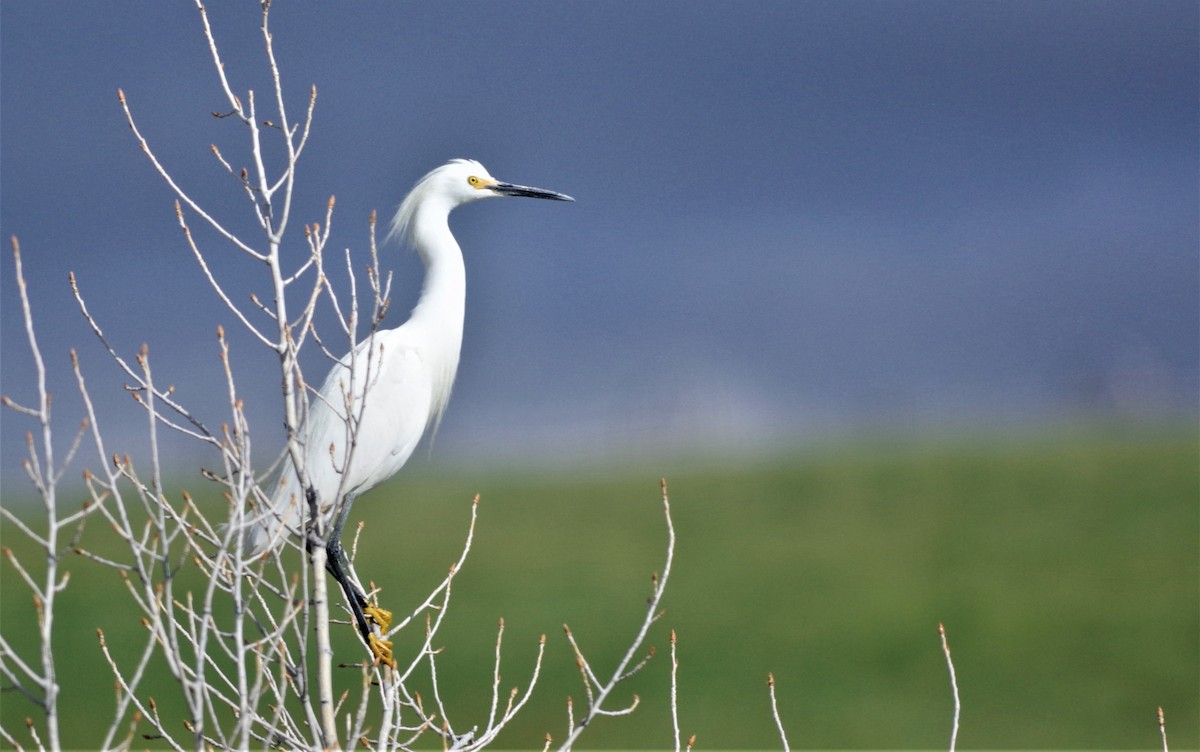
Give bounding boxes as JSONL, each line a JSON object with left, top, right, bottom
{"left": 2, "top": 424, "right": 1197, "bottom": 749}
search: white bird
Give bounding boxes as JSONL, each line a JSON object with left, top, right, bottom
{"left": 242, "top": 158, "right": 572, "bottom": 662}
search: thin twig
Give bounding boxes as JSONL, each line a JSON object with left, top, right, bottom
{"left": 68, "top": 273, "right": 216, "bottom": 444}
{"left": 6, "top": 236, "right": 63, "bottom": 751}
{"left": 670, "top": 629, "right": 680, "bottom": 752}
{"left": 767, "top": 672, "right": 790, "bottom": 752}
{"left": 173, "top": 202, "right": 273, "bottom": 347}
{"left": 117, "top": 89, "right": 265, "bottom": 260}
{"left": 558, "top": 480, "right": 676, "bottom": 750}
{"left": 939, "top": 623, "right": 960, "bottom": 752}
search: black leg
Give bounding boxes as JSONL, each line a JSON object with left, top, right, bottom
{"left": 308, "top": 489, "right": 395, "bottom": 666}
{"left": 323, "top": 495, "right": 368, "bottom": 635}
{"left": 326, "top": 535, "right": 373, "bottom": 641}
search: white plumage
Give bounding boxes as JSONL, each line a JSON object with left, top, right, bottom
{"left": 243, "top": 159, "right": 572, "bottom": 554}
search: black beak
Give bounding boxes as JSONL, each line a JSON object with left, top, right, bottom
{"left": 492, "top": 182, "right": 574, "bottom": 201}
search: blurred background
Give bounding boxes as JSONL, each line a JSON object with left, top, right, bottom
{"left": 1, "top": 1, "right": 1196, "bottom": 748}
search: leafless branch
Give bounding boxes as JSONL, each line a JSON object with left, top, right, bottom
{"left": 670, "top": 629, "right": 682, "bottom": 750}
{"left": 3, "top": 6, "right": 692, "bottom": 750}
{"left": 0, "top": 237, "right": 65, "bottom": 751}
{"left": 767, "top": 672, "right": 790, "bottom": 751}
{"left": 558, "top": 479, "right": 676, "bottom": 750}
{"left": 939, "top": 623, "right": 960, "bottom": 752}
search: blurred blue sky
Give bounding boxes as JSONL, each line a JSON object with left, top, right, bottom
{"left": 2, "top": 1, "right": 1197, "bottom": 490}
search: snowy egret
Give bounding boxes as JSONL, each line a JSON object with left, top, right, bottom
{"left": 244, "top": 158, "right": 572, "bottom": 663}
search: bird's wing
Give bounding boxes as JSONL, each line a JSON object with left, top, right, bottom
{"left": 249, "top": 331, "right": 434, "bottom": 552}
{"left": 302, "top": 329, "right": 435, "bottom": 504}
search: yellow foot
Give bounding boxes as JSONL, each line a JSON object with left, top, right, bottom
{"left": 363, "top": 603, "right": 393, "bottom": 632}
{"left": 367, "top": 632, "right": 395, "bottom": 668}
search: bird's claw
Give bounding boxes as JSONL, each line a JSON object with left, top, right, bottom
{"left": 363, "top": 604, "right": 393, "bottom": 632}
{"left": 367, "top": 632, "right": 395, "bottom": 668}
{"left": 363, "top": 603, "right": 395, "bottom": 667}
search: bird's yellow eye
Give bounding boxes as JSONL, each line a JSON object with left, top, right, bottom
{"left": 468, "top": 175, "right": 480, "bottom": 186}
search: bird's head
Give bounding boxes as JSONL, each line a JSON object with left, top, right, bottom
{"left": 388, "top": 158, "right": 573, "bottom": 246}
{"left": 439, "top": 158, "right": 574, "bottom": 204}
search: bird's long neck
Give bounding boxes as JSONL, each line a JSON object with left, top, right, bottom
{"left": 407, "top": 208, "right": 466, "bottom": 425}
